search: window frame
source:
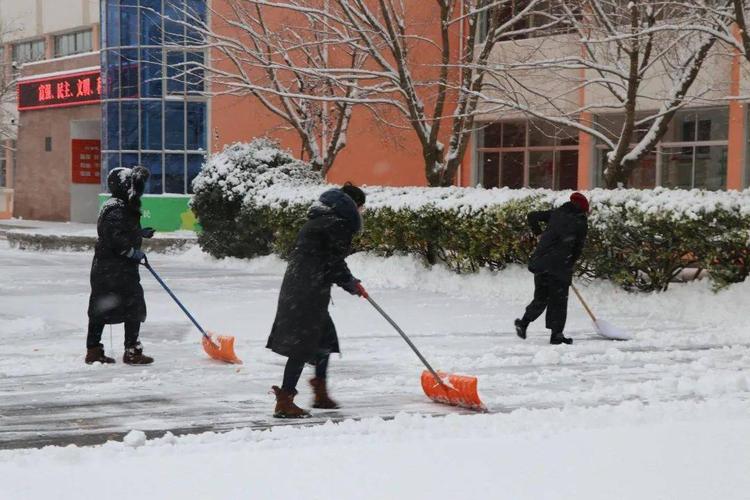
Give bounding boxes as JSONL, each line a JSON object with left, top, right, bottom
{"left": 476, "top": 120, "right": 580, "bottom": 190}
{"left": 53, "top": 29, "right": 93, "bottom": 58}
{"left": 594, "top": 107, "right": 729, "bottom": 190}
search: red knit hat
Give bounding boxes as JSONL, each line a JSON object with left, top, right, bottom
{"left": 570, "top": 192, "right": 589, "bottom": 213}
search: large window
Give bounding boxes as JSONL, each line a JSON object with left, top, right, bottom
{"left": 101, "top": 0, "right": 208, "bottom": 195}
{"left": 12, "top": 39, "right": 45, "bottom": 64}
{"left": 54, "top": 30, "right": 93, "bottom": 57}
{"left": 477, "top": 120, "right": 579, "bottom": 189}
{"left": 595, "top": 108, "right": 728, "bottom": 190}
{"left": 478, "top": 1, "right": 579, "bottom": 42}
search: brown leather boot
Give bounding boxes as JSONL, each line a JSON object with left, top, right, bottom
{"left": 85, "top": 344, "right": 115, "bottom": 365}
{"left": 123, "top": 342, "right": 154, "bottom": 365}
{"left": 310, "top": 377, "right": 339, "bottom": 409}
{"left": 272, "top": 386, "right": 310, "bottom": 418}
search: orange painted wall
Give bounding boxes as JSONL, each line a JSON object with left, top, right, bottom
{"left": 209, "top": 1, "right": 471, "bottom": 187}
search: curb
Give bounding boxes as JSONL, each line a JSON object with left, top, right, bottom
{"left": 3, "top": 231, "right": 196, "bottom": 253}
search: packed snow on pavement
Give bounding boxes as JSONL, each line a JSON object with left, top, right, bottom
{"left": 1, "top": 240, "right": 749, "bottom": 499}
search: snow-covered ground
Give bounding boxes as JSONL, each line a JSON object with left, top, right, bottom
{"left": 1, "top": 241, "right": 749, "bottom": 499}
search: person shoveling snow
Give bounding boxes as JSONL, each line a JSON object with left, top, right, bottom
{"left": 266, "top": 183, "right": 368, "bottom": 418}
{"left": 85, "top": 166, "right": 155, "bottom": 365}
{"left": 515, "top": 192, "right": 589, "bottom": 345}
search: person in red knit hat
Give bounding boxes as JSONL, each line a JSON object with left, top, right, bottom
{"left": 515, "top": 192, "right": 589, "bottom": 344}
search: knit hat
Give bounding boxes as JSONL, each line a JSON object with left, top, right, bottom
{"left": 570, "top": 192, "right": 589, "bottom": 213}
{"left": 341, "top": 182, "right": 366, "bottom": 207}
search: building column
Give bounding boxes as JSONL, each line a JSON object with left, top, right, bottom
{"left": 91, "top": 23, "right": 101, "bottom": 51}
{"left": 577, "top": 116, "right": 594, "bottom": 190}
{"left": 728, "top": 27, "right": 745, "bottom": 190}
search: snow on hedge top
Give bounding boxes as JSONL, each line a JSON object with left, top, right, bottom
{"left": 253, "top": 183, "right": 750, "bottom": 219}
{"left": 191, "top": 139, "right": 323, "bottom": 203}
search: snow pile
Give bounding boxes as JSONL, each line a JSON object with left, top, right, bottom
{"left": 123, "top": 430, "right": 147, "bottom": 448}
{"left": 191, "top": 138, "right": 323, "bottom": 204}
{"left": 2, "top": 399, "right": 749, "bottom": 500}
{"left": 252, "top": 183, "right": 750, "bottom": 218}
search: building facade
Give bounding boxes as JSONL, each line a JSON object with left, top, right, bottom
{"left": 2, "top": 1, "right": 748, "bottom": 227}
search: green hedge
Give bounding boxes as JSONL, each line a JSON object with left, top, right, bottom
{"left": 194, "top": 188, "right": 750, "bottom": 293}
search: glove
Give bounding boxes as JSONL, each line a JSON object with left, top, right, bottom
{"left": 141, "top": 227, "right": 155, "bottom": 239}
{"left": 341, "top": 278, "right": 368, "bottom": 298}
{"left": 125, "top": 248, "right": 146, "bottom": 262}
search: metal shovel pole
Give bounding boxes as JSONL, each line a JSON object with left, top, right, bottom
{"left": 365, "top": 295, "right": 448, "bottom": 389}
{"left": 141, "top": 260, "right": 217, "bottom": 347}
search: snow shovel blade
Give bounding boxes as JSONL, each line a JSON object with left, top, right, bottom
{"left": 420, "top": 370, "right": 486, "bottom": 411}
{"left": 594, "top": 319, "right": 631, "bottom": 341}
{"left": 202, "top": 332, "right": 243, "bottom": 364}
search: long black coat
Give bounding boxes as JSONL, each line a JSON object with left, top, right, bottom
{"left": 266, "top": 189, "right": 360, "bottom": 362}
{"left": 527, "top": 201, "right": 588, "bottom": 284}
{"left": 88, "top": 168, "right": 149, "bottom": 324}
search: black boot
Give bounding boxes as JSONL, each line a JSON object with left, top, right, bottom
{"left": 85, "top": 344, "right": 115, "bottom": 364}
{"left": 550, "top": 331, "right": 573, "bottom": 345}
{"left": 123, "top": 342, "right": 154, "bottom": 365}
{"left": 514, "top": 319, "right": 528, "bottom": 339}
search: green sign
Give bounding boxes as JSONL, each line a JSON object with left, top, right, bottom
{"left": 97, "top": 194, "right": 201, "bottom": 232}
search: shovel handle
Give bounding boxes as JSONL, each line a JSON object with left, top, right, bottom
{"left": 141, "top": 260, "right": 214, "bottom": 344}
{"left": 365, "top": 295, "right": 448, "bottom": 388}
{"left": 570, "top": 284, "right": 597, "bottom": 323}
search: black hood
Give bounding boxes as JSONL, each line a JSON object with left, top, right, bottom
{"left": 107, "top": 166, "right": 150, "bottom": 206}
{"left": 308, "top": 188, "right": 362, "bottom": 233}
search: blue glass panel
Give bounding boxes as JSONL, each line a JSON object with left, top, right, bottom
{"left": 120, "top": 0, "right": 139, "bottom": 47}
{"left": 185, "top": 0, "right": 207, "bottom": 45}
{"left": 186, "top": 0, "right": 207, "bottom": 22}
{"left": 164, "top": 101, "right": 185, "bottom": 150}
{"left": 121, "top": 153, "right": 140, "bottom": 171}
{"left": 104, "top": 49, "right": 121, "bottom": 99}
{"left": 167, "top": 51, "right": 186, "bottom": 94}
{"left": 165, "top": 153, "right": 185, "bottom": 193}
{"left": 141, "top": 49, "right": 163, "bottom": 97}
{"left": 141, "top": 153, "right": 163, "bottom": 194}
{"left": 140, "top": 0, "right": 162, "bottom": 46}
{"left": 121, "top": 101, "right": 139, "bottom": 150}
{"left": 106, "top": 101, "right": 120, "bottom": 150}
{"left": 187, "top": 154, "right": 204, "bottom": 194}
{"left": 141, "top": 101, "right": 163, "bottom": 150}
{"left": 185, "top": 52, "right": 204, "bottom": 93}
{"left": 164, "top": 0, "right": 186, "bottom": 45}
{"left": 186, "top": 102, "right": 206, "bottom": 150}
{"left": 120, "top": 48, "right": 139, "bottom": 98}
{"left": 105, "top": 152, "right": 120, "bottom": 172}
{"left": 106, "top": 0, "right": 121, "bottom": 48}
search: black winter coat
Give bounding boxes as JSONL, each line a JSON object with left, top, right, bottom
{"left": 527, "top": 201, "right": 588, "bottom": 284}
{"left": 87, "top": 168, "right": 149, "bottom": 324}
{"left": 266, "top": 189, "right": 360, "bottom": 362}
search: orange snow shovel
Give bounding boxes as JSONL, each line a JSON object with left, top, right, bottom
{"left": 142, "top": 260, "right": 242, "bottom": 364}
{"left": 365, "top": 295, "right": 485, "bottom": 411}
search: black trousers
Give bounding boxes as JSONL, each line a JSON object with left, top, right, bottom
{"left": 282, "top": 353, "right": 330, "bottom": 392}
{"left": 521, "top": 272, "right": 569, "bottom": 334}
{"left": 87, "top": 320, "right": 141, "bottom": 349}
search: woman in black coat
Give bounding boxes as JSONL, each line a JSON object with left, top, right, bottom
{"left": 85, "top": 166, "right": 155, "bottom": 365}
{"left": 267, "top": 183, "right": 367, "bottom": 418}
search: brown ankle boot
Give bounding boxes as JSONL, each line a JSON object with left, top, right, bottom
{"left": 310, "top": 377, "right": 339, "bottom": 409}
{"left": 123, "top": 342, "right": 154, "bottom": 365}
{"left": 85, "top": 344, "right": 115, "bottom": 365}
{"left": 272, "top": 386, "right": 310, "bottom": 418}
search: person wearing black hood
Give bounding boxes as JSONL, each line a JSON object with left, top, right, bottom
{"left": 515, "top": 192, "right": 589, "bottom": 345}
{"left": 266, "top": 182, "right": 367, "bottom": 418}
{"left": 85, "top": 166, "right": 155, "bottom": 365}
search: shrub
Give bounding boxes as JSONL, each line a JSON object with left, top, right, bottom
{"left": 192, "top": 178, "right": 750, "bottom": 292}
{"left": 190, "top": 138, "right": 323, "bottom": 258}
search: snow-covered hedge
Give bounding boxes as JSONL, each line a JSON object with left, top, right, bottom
{"left": 193, "top": 167, "right": 750, "bottom": 292}
{"left": 190, "top": 139, "right": 323, "bottom": 258}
